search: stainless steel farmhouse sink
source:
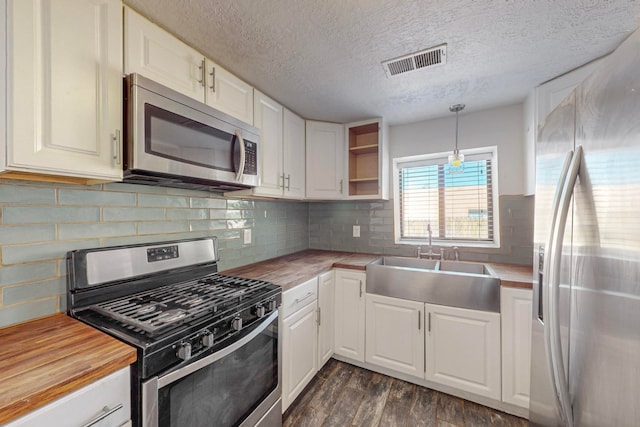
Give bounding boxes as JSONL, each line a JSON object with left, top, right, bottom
{"left": 377, "top": 256, "right": 439, "bottom": 270}
{"left": 366, "top": 257, "right": 500, "bottom": 312}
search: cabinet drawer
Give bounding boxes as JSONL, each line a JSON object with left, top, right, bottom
{"left": 6, "top": 367, "right": 131, "bottom": 427}
{"left": 281, "top": 277, "right": 318, "bottom": 319}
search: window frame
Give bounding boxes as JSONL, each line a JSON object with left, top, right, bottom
{"left": 392, "top": 146, "right": 500, "bottom": 248}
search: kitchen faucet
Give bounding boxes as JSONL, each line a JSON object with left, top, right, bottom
{"left": 417, "top": 224, "right": 442, "bottom": 260}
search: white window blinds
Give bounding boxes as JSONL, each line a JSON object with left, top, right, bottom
{"left": 394, "top": 148, "right": 497, "bottom": 244}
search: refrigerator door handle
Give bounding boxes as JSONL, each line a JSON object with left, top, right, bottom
{"left": 546, "top": 145, "right": 583, "bottom": 427}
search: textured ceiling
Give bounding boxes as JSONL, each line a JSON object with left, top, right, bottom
{"left": 123, "top": 0, "right": 640, "bottom": 125}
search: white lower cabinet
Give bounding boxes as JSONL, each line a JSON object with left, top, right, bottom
{"left": 334, "top": 269, "right": 366, "bottom": 362}
{"left": 282, "top": 297, "right": 318, "bottom": 411}
{"left": 501, "top": 287, "right": 533, "bottom": 408}
{"left": 365, "top": 294, "right": 424, "bottom": 378}
{"left": 317, "top": 270, "right": 335, "bottom": 367}
{"left": 425, "top": 303, "right": 501, "bottom": 400}
{"left": 6, "top": 367, "right": 131, "bottom": 427}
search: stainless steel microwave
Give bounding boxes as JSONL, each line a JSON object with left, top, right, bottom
{"left": 123, "top": 74, "right": 260, "bottom": 191}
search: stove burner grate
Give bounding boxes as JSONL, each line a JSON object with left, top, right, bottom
{"left": 90, "top": 273, "right": 272, "bottom": 335}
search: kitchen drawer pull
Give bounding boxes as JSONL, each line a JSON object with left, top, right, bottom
{"left": 82, "top": 403, "right": 124, "bottom": 427}
{"left": 359, "top": 280, "right": 363, "bottom": 297}
{"left": 418, "top": 311, "right": 421, "bottom": 330}
{"left": 428, "top": 312, "right": 431, "bottom": 332}
{"left": 294, "top": 292, "right": 314, "bottom": 304}
{"left": 286, "top": 174, "right": 291, "bottom": 191}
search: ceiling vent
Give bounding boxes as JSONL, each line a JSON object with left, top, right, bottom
{"left": 382, "top": 44, "right": 447, "bottom": 78}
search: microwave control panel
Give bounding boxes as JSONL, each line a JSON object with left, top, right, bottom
{"left": 244, "top": 141, "right": 257, "bottom": 175}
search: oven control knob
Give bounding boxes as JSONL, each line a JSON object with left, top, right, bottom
{"left": 176, "top": 342, "right": 192, "bottom": 361}
{"left": 231, "top": 316, "right": 242, "bottom": 331}
{"left": 268, "top": 300, "right": 277, "bottom": 312}
{"left": 201, "top": 332, "right": 215, "bottom": 348}
{"left": 255, "top": 305, "right": 266, "bottom": 318}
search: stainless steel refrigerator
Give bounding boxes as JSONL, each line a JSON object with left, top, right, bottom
{"left": 530, "top": 28, "right": 640, "bottom": 426}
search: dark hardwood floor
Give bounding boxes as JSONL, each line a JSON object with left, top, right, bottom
{"left": 283, "top": 359, "right": 528, "bottom": 427}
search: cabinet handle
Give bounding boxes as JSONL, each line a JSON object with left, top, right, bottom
{"left": 418, "top": 311, "right": 421, "bottom": 330}
{"left": 340, "top": 179, "right": 344, "bottom": 194}
{"left": 428, "top": 312, "right": 431, "bottom": 332}
{"left": 295, "top": 292, "right": 314, "bottom": 304}
{"left": 209, "top": 65, "right": 216, "bottom": 92}
{"left": 82, "top": 404, "right": 124, "bottom": 427}
{"left": 286, "top": 174, "right": 291, "bottom": 191}
{"left": 198, "top": 59, "right": 205, "bottom": 87}
{"left": 317, "top": 307, "right": 321, "bottom": 325}
{"left": 111, "top": 130, "right": 121, "bottom": 166}
{"left": 280, "top": 174, "right": 285, "bottom": 189}
{"left": 359, "top": 280, "right": 363, "bottom": 297}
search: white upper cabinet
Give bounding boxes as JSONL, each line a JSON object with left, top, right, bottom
{"left": 306, "top": 121, "right": 345, "bottom": 199}
{"left": 345, "top": 118, "right": 389, "bottom": 200}
{"left": 124, "top": 7, "right": 205, "bottom": 102}
{"left": 253, "top": 91, "right": 284, "bottom": 197}
{"left": 425, "top": 303, "right": 501, "bottom": 400}
{"left": 205, "top": 60, "right": 254, "bottom": 125}
{"left": 283, "top": 109, "right": 306, "bottom": 199}
{"left": 525, "top": 58, "right": 603, "bottom": 195}
{"left": 6, "top": 0, "right": 123, "bottom": 181}
{"left": 124, "top": 7, "right": 255, "bottom": 125}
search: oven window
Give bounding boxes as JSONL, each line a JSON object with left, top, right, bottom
{"left": 145, "top": 104, "right": 240, "bottom": 172}
{"left": 157, "top": 319, "right": 278, "bottom": 427}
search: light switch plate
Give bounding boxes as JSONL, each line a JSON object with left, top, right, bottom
{"left": 353, "top": 225, "right": 360, "bottom": 237}
{"left": 244, "top": 229, "right": 252, "bottom": 244}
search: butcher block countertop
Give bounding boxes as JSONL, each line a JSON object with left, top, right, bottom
{"left": 0, "top": 314, "right": 137, "bottom": 425}
{"left": 222, "top": 250, "right": 533, "bottom": 291}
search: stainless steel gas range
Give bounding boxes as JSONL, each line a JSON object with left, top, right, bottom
{"left": 67, "top": 237, "right": 282, "bottom": 427}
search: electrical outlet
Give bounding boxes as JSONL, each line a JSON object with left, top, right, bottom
{"left": 244, "top": 229, "right": 252, "bottom": 244}
{"left": 353, "top": 225, "right": 360, "bottom": 237}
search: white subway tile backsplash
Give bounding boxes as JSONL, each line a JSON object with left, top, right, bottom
{"left": 138, "top": 194, "right": 189, "bottom": 208}
{"left": 0, "top": 262, "right": 57, "bottom": 286}
{"left": 58, "top": 189, "right": 136, "bottom": 206}
{"left": 0, "top": 225, "right": 56, "bottom": 244}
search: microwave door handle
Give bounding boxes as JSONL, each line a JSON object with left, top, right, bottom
{"left": 235, "top": 130, "right": 246, "bottom": 182}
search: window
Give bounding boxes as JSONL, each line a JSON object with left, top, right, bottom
{"left": 393, "top": 147, "right": 499, "bottom": 247}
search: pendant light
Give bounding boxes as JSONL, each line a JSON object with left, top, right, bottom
{"left": 448, "top": 104, "right": 465, "bottom": 174}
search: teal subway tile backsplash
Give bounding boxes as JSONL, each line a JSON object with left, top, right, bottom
{"left": 0, "top": 225, "right": 56, "bottom": 244}
{"left": 137, "top": 193, "right": 189, "bottom": 208}
{"left": 3, "top": 206, "right": 100, "bottom": 224}
{"left": 0, "top": 180, "right": 309, "bottom": 327}
{"left": 0, "top": 184, "right": 55, "bottom": 204}
{"left": 0, "top": 262, "right": 57, "bottom": 286}
{"left": 58, "top": 189, "right": 136, "bottom": 206}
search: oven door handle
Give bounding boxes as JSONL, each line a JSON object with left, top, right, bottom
{"left": 157, "top": 310, "right": 277, "bottom": 388}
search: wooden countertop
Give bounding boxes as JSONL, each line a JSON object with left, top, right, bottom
{"left": 222, "top": 250, "right": 380, "bottom": 291}
{"left": 0, "top": 314, "right": 137, "bottom": 425}
{"left": 222, "top": 250, "right": 533, "bottom": 291}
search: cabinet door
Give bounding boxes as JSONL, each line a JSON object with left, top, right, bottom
{"left": 425, "top": 304, "right": 501, "bottom": 400}
{"left": 334, "top": 270, "right": 365, "bottom": 362}
{"left": 282, "top": 301, "right": 318, "bottom": 411}
{"left": 8, "top": 0, "right": 123, "bottom": 180}
{"left": 205, "top": 60, "right": 254, "bottom": 125}
{"left": 501, "top": 287, "right": 532, "bottom": 409}
{"left": 253, "top": 91, "right": 284, "bottom": 197}
{"left": 305, "top": 121, "right": 345, "bottom": 199}
{"left": 6, "top": 367, "right": 131, "bottom": 427}
{"left": 124, "top": 7, "right": 205, "bottom": 102}
{"left": 366, "top": 294, "right": 424, "bottom": 378}
{"left": 283, "top": 109, "right": 306, "bottom": 199}
{"left": 317, "top": 270, "right": 335, "bottom": 367}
